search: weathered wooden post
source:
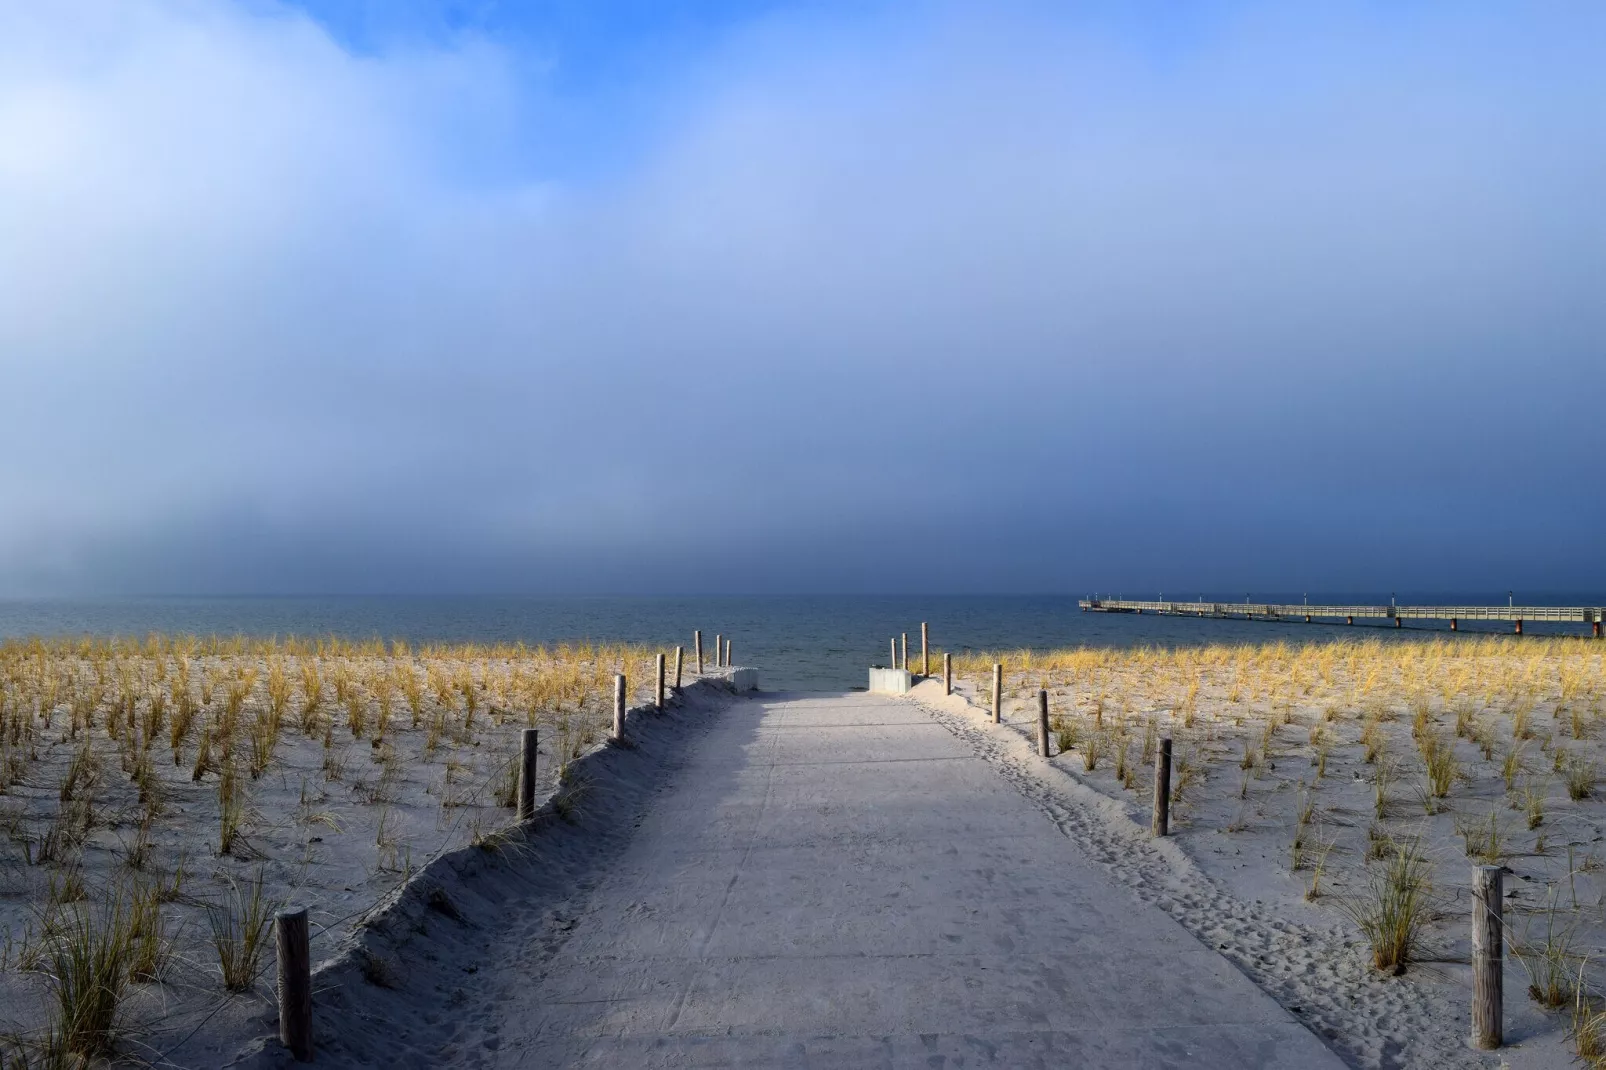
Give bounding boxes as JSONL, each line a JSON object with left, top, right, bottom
{"left": 612, "top": 674, "right": 626, "bottom": 742}
{"left": 714, "top": 634, "right": 722, "bottom": 669}
{"left": 517, "top": 728, "right": 539, "bottom": 819}
{"left": 943, "top": 652, "right": 952, "bottom": 696}
{"left": 674, "top": 646, "right": 684, "bottom": 689}
{"left": 890, "top": 638, "right": 897, "bottom": 669}
{"left": 655, "top": 653, "right": 666, "bottom": 710}
{"left": 695, "top": 630, "right": 704, "bottom": 674}
{"left": 900, "top": 633, "right": 908, "bottom": 672}
{"left": 991, "top": 663, "right": 1002, "bottom": 724}
{"left": 1152, "top": 738, "right": 1172, "bottom": 836}
{"left": 276, "top": 906, "right": 312, "bottom": 1062}
{"left": 724, "top": 639, "right": 732, "bottom": 667}
{"left": 921, "top": 622, "right": 929, "bottom": 676}
{"left": 1036, "top": 689, "right": 1050, "bottom": 757}
{"left": 1473, "top": 865, "right": 1503, "bottom": 1049}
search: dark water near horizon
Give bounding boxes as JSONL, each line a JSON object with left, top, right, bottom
{"left": 1, "top": 594, "right": 1602, "bottom": 692}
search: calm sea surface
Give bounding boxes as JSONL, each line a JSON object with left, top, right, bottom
{"left": 1, "top": 595, "right": 1601, "bottom": 692}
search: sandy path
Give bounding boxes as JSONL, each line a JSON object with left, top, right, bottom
{"left": 476, "top": 690, "right": 1344, "bottom": 1068}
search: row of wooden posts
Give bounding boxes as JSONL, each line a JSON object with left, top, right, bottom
{"left": 900, "top": 624, "right": 1507, "bottom": 1052}
{"left": 273, "top": 631, "right": 736, "bottom": 1062}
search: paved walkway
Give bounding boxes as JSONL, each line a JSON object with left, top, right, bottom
{"left": 490, "top": 692, "right": 1345, "bottom": 1068}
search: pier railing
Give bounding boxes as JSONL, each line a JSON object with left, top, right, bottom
{"left": 1079, "top": 599, "right": 1604, "bottom": 634}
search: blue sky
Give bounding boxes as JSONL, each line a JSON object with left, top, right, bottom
{"left": 0, "top": 2, "right": 1602, "bottom": 595}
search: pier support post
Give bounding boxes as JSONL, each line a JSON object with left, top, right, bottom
{"left": 1152, "top": 738, "right": 1172, "bottom": 837}
{"left": 518, "top": 728, "right": 539, "bottom": 819}
{"left": 1037, "top": 690, "right": 1050, "bottom": 757}
{"left": 1305, "top": 614, "right": 1311, "bottom": 623}
{"left": 991, "top": 664, "right": 1002, "bottom": 724}
{"left": 1515, "top": 620, "right": 1523, "bottom": 636}
{"left": 921, "top": 622, "right": 929, "bottom": 677}
{"left": 276, "top": 907, "right": 313, "bottom": 1062}
{"left": 1596, "top": 621, "right": 1603, "bottom": 639}
{"left": 1395, "top": 616, "right": 1402, "bottom": 628}
{"left": 1451, "top": 618, "right": 1458, "bottom": 631}
{"left": 612, "top": 674, "right": 626, "bottom": 743}
{"left": 1473, "top": 865, "right": 1504, "bottom": 1049}
{"left": 943, "top": 652, "right": 952, "bottom": 696}
{"left": 695, "top": 631, "right": 704, "bottom": 674}
{"left": 1346, "top": 615, "right": 1353, "bottom": 625}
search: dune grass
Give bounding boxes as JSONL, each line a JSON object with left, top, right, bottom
{"left": 0, "top": 632, "right": 676, "bottom": 1058}
{"left": 944, "top": 633, "right": 1606, "bottom": 1015}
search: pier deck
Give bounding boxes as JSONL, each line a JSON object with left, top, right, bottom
{"left": 1079, "top": 599, "right": 1604, "bottom": 635}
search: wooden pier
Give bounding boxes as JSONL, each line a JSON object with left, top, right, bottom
{"left": 1079, "top": 599, "right": 1605, "bottom": 636}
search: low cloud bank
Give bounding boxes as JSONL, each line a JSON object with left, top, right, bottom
{"left": 2, "top": 2, "right": 1602, "bottom": 594}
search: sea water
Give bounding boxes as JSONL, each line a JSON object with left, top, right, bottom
{"left": 0, "top": 594, "right": 1600, "bottom": 692}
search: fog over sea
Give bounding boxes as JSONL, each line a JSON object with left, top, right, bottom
{"left": 1, "top": 594, "right": 1602, "bottom": 693}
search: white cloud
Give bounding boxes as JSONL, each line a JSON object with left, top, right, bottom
{"left": 0, "top": 1, "right": 1602, "bottom": 593}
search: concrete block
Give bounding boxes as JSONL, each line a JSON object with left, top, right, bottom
{"left": 727, "top": 668, "right": 759, "bottom": 692}
{"left": 869, "top": 667, "right": 913, "bottom": 694}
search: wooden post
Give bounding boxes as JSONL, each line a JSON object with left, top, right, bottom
{"left": 517, "top": 728, "right": 539, "bottom": 820}
{"left": 655, "top": 653, "right": 666, "bottom": 710}
{"left": 276, "top": 907, "right": 312, "bottom": 1062}
{"left": 943, "top": 652, "right": 952, "bottom": 696}
{"left": 991, "top": 663, "right": 1002, "bottom": 724}
{"left": 890, "top": 638, "right": 897, "bottom": 669}
{"left": 674, "top": 646, "right": 684, "bottom": 689}
{"left": 714, "top": 634, "right": 722, "bottom": 668}
{"left": 1515, "top": 619, "right": 1523, "bottom": 636}
{"left": 724, "top": 639, "right": 732, "bottom": 667}
{"left": 1152, "top": 738, "right": 1173, "bottom": 837}
{"left": 900, "top": 632, "right": 908, "bottom": 672}
{"left": 694, "top": 631, "right": 704, "bottom": 674}
{"left": 1036, "top": 690, "right": 1050, "bottom": 757}
{"left": 1473, "top": 864, "right": 1503, "bottom": 1049}
{"left": 1451, "top": 618, "right": 1459, "bottom": 631}
{"left": 921, "top": 622, "right": 929, "bottom": 676}
{"left": 612, "top": 674, "right": 626, "bottom": 742}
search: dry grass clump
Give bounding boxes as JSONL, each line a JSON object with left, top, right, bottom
{"left": 42, "top": 890, "right": 139, "bottom": 1058}
{"left": 208, "top": 870, "right": 275, "bottom": 992}
{"left": 1342, "top": 838, "right": 1434, "bottom": 975}
{"left": 1513, "top": 897, "right": 1581, "bottom": 1009}
{"left": 1568, "top": 757, "right": 1597, "bottom": 800}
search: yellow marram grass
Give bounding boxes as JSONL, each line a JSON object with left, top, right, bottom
{"left": 0, "top": 632, "right": 669, "bottom": 1061}
{"left": 947, "top": 635, "right": 1606, "bottom": 995}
